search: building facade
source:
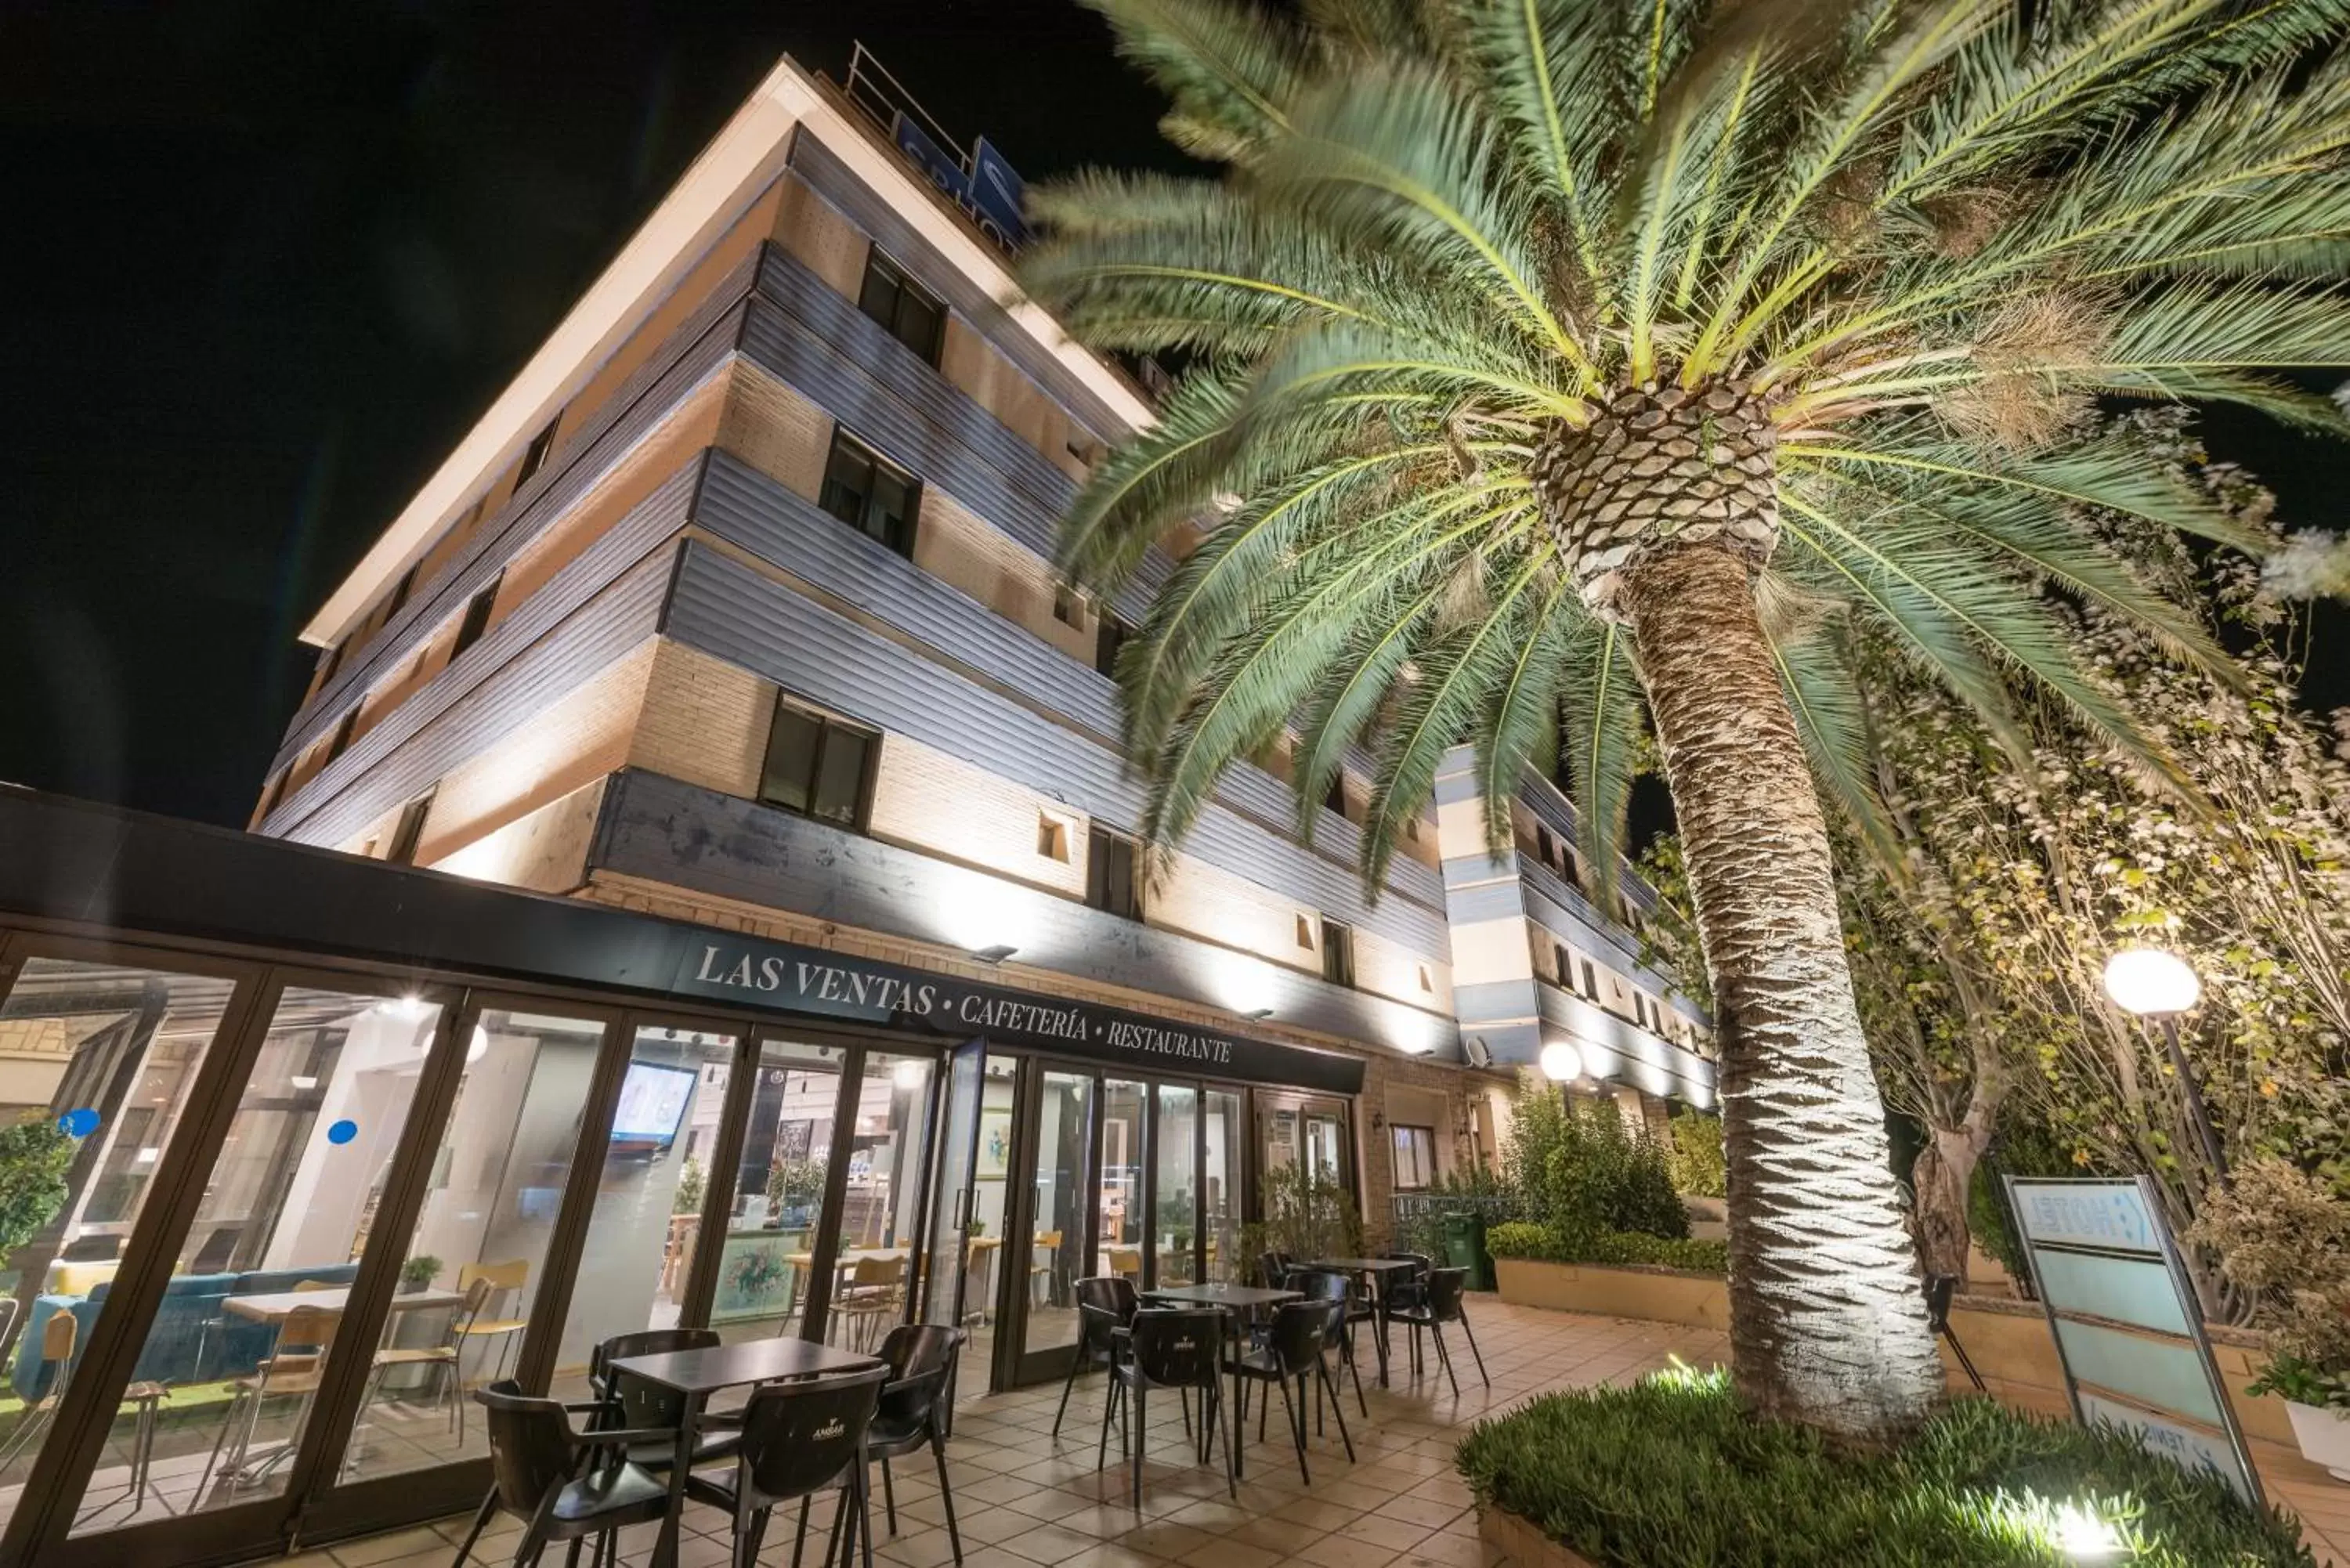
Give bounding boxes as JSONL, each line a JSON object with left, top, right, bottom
{"left": 0, "top": 54, "right": 1713, "bottom": 1567}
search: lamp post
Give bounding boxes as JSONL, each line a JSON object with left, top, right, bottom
{"left": 2102, "top": 947, "right": 2228, "bottom": 1181}
{"left": 1539, "top": 1040, "right": 1582, "bottom": 1111}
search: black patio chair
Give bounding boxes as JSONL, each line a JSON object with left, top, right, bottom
{"left": 1099, "top": 1308, "right": 1233, "bottom": 1505}
{"left": 1291, "top": 1269, "right": 1372, "bottom": 1417}
{"left": 447, "top": 1380, "right": 674, "bottom": 1568}
{"left": 858, "top": 1323, "right": 964, "bottom": 1565}
{"left": 1224, "top": 1299, "right": 1354, "bottom": 1483}
{"left": 1051, "top": 1274, "right": 1137, "bottom": 1438}
{"left": 1381, "top": 1251, "right": 1436, "bottom": 1313}
{"left": 1391, "top": 1266, "right": 1488, "bottom": 1395}
{"left": 685, "top": 1364, "right": 891, "bottom": 1568}
{"left": 582, "top": 1328, "right": 743, "bottom": 1473}
{"left": 1255, "top": 1249, "right": 1294, "bottom": 1288}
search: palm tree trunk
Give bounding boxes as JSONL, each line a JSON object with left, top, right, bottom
{"left": 1618, "top": 541, "right": 1943, "bottom": 1444}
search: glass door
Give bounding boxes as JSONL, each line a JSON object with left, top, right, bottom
{"left": 1010, "top": 1068, "right": 1092, "bottom": 1385}
{"left": 1203, "top": 1089, "right": 1245, "bottom": 1284}
{"left": 710, "top": 1038, "right": 844, "bottom": 1346}
{"left": 914, "top": 1041, "right": 985, "bottom": 1345}
{"left": 1097, "top": 1081, "right": 1145, "bottom": 1288}
{"left": 1152, "top": 1085, "right": 1198, "bottom": 1287}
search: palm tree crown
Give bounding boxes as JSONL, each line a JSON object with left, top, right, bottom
{"left": 1028, "top": 0, "right": 2350, "bottom": 892}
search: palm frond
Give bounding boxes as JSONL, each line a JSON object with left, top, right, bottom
{"left": 1082, "top": 0, "right": 1307, "bottom": 161}
{"left": 1555, "top": 619, "right": 1645, "bottom": 914}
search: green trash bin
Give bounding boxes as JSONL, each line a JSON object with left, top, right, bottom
{"left": 1441, "top": 1212, "right": 1493, "bottom": 1291}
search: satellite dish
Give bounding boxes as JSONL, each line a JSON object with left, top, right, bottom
{"left": 1465, "top": 1035, "right": 1494, "bottom": 1069}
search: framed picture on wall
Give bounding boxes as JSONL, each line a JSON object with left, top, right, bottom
{"left": 977, "top": 1108, "right": 1012, "bottom": 1179}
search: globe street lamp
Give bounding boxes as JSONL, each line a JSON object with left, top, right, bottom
{"left": 2102, "top": 947, "right": 2227, "bottom": 1180}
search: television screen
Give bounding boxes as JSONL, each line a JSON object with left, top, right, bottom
{"left": 609, "top": 1061, "right": 697, "bottom": 1147}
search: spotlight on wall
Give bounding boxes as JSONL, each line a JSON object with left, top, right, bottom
{"left": 971, "top": 945, "right": 1020, "bottom": 965}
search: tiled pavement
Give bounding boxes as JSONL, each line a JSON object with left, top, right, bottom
{"left": 275, "top": 1299, "right": 2348, "bottom": 1568}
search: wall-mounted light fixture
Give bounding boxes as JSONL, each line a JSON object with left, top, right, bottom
{"left": 971, "top": 945, "right": 1019, "bottom": 964}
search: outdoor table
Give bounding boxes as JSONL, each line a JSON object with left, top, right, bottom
{"left": 1297, "top": 1258, "right": 1422, "bottom": 1386}
{"left": 1139, "top": 1283, "right": 1302, "bottom": 1470}
{"left": 608, "top": 1335, "right": 884, "bottom": 1568}
{"left": 214, "top": 1284, "right": 467, "bottom": 1485}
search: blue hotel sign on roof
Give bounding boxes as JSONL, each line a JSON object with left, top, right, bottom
{"left": 890, "top": 113, "right": 1029, "bottom": 251}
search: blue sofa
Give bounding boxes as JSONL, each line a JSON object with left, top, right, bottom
{"left": 14, "top": 1262, "right": 362, "bottom": 1400}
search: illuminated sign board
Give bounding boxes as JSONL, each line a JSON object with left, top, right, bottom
{"left": 890, "top": 113, "right": 1029, "bottom": 251}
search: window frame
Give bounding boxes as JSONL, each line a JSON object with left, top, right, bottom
{"left": 855, "top": 249, "right": 945, "bottom": 365}
{"left": 1086, "top": 826, "right": 1142, "bottom": 922}
{"left": 515, "top": 417, "right": 560, "bottom": 487}
{"left": 817, "top": 429, "right": 920, "bottom": 558}
{"left": 1319, "top": 916, "right": 1356, "bottom": 988}
{"left": 385, "top": 788, "right": 436, "bottom": 866}
{"left": 452, "top": 573, "right": 503, "bottom": 660}
{"left": 756, "top": 696, "right": 880, "bottom": 833}
{"left": 1390, "top": 1124, "right": 1437, "bottom": 1192}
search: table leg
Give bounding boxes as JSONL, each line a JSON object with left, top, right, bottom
{"left": 651, "top": 1389, "right": 702, "bottom": 1568}
{"left": 1371, "top": 1279, "right": 1392, "bottom": 1389}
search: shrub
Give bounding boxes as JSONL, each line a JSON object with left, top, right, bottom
{"left": 0, "top": 1118, "right": 75, "bottom": 1263}
{"left": 1242, "top": 1158, "right": 1362, "bottom": 1275}
{"left": 1487, "top": 1219, "right": 1727, "bottom": 1275}
{"left": 1505, "top": 1077, "right": 1687, "bottom": 1241}
{"left": 2187, "top": 1156, "right": 2350, "bottom": 1407}
{"left": 1665, "top": 1110, "right": 1726, "bottom": 1198}
{"left": 1456, "top": 1364, "right": 2313, "bottom": 1566}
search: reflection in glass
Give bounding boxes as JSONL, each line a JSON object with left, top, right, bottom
{"left": 0, "top": 959, "right": 238, "bottom": 1537}
{"left": 551, "top": 1028, "right": 736, "bottom": 1394}
{"left": 78, "top": 984, "right": 443, "bottom": 1533}
{"left": 951, "top": 1057, "right": 1016, "bottom": 1391}
{"left": 1203, "top": 1090, "right": 1243, "bottom": 1284}
{"left": 1020, "top": 1072, "right": 1090, "bottom": 1359}
{"left": 335, "top": 1008, "right": 607, "bottom": 1483}
{"left": 1097, "top": 1082, "right": 1144, "bottom": 1286}
{"left": 1153, "top": 1086, "right": 1198, "bottom": 1286}
{"left": 830, "top": 1052, "right": 931, "bottom": 1351}
{"left": 712, "top": 1039, "right": 841, "bottom": 1346}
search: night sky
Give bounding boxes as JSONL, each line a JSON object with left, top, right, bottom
{"left": 1, "top": 0, "right": 2341, "bottom": 829}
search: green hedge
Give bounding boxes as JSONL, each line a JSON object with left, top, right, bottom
{"left": 1457, "top": 1364, "right": 2314, "bottom": 1566}
{"left": 1488, "top": 1219, "right": 1729, "bottom": 1274}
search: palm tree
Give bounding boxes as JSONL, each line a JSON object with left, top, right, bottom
{"left": 1025, "top": 0, "right": 2350, "bottom": 1441}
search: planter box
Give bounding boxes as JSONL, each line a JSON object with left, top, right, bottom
{"left": 1493, "top": 1256, "right": 2296, "bottom": 1447}
{"left": 1479, "top": 1502, "right": 1599, "bottom": 1568}
{"left": 1493, "top": 1255, "right": 1730, "bottom": 1330}
{"left": 2283, "top": 1400, "right": 2350, "bottom": 1480}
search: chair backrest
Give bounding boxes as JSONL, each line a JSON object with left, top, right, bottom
{"left": 1386, "top": 1251, "right": 1435, "bottom": 1281}
{"left": 38, "top": 1310, "right": 77, "bottom": 1364}
{"left": 1266, "top": 1300, "right": 1336, "bottom": 1375}
{"left": 1035, "top": 1230, "right": 1063, "bottom": 1249}
{"left": 1128, "top": 1309, "right": 1220, "bottom": 1389}
{"left": 1424, "top": 1268, "right": 1466, "bottom": 1320}
{"left": 594, "top": 1327, "right": 718, "bottom": 1425}
{"left": 278, "top": 1305, "right": 340, "bottom": 1357}
{"left": 460, "top": 1258, "right": 530, "bottom": 1294}
{"left": 1292, "top": 1268, "right": 1350, "bottom": 1306}
{"left": 876, "top": 1323, "right": 959, "bottom": 1429}
{"left": 1106, "top": 1245, "right": 1141, "bottom": 1277}
{"left": 293, "top": 1279, "right": 338, "bottom": 1292}
{"left": 736, "top": 1364, "right": 890, "bottom": 1508}
{"left": 1256, "top": 1251, "right": 1289, "bottom": 1288}
{"left": 850, "top": 1255, "right": 904, "bottom": 1288}
{"left": 475, "top": 1379, "right": 583, "bottom": 1519}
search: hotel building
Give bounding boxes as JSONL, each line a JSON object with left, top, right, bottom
{"left": 0, "top": 52, "right": 1712, "bottom": 1566}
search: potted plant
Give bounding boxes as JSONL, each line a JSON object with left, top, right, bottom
{"left": 2248, "top": 1355, "right": 2350, "bottom": 1480}
{"left": 2186, "top": 1157, "right": 2350, "bottom": 1479}
{"left": 400, "top": 1255, "right": 443, "bottom": 1295}
{"left": 765, "top": 1154, "right": 827, "bottom": 1230}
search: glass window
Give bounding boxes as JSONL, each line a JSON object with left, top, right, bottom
{"left": 711, "top": 1039, "right": 842, "bottom": 1346}
{"left": 385, "top": 789, "right": 434, "bottom": 867}
{"left": 1320, "top": 918, "right": 1356, "bottom": 988}
{"left": 827, "top": 1051, "right": 933, "bottom": 1351}
{"left": 1086, "top": 828, "right": 1140, "bottom": 921}
{"left": 1093, "top": 613, "right": 1127, "bottom": 680}
{"left": 1152, "top": 1085, "right": 1197, "bottom": 1288}
{"left": 759, "top": 699, "right": 875, "bottom": 831}
{"left": 0, "top": 959, "right": 240, "bottom": 1535}
{"left": 551, "top": 1027, "right": 736, "bottom": 1400}
{"left": 451, "top": 575, "right": 501, "bottom": 660}
{"left": 1203, "top": 1089, "right": 1243, "bottom": 1284}
{"left": 334, "top": 1007, "right": 606, "bottom": 1483}
{"left": 324, "top": 708, "right": 360, "bottom": 767}
{"left": 1392, "top": 1125, "right": 1436, "bottom": 1191}
{"left": 66, "top": 983, "right": 444, "bottom": 1534}
{"left": 817, "top": 432, "right": 918, "bottom": 557}
{"left": 515, "top": 417, "right": 559, "bottom": 486}
{"left": 1097, "top": 1082, "right": 1144, "bottom": 1285}
{"left": 856, "top": 251, "right": 944, "bottom": 364}
{"left": 1020, "top": 1072, "right": 1090, "bottom": 1358}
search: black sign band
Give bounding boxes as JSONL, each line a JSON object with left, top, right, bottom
{"left": 673, "top": 935, "right": 1364, "bottom": 1095}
